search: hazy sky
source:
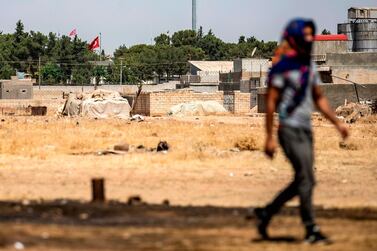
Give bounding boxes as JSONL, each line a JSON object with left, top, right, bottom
{"left": 1, "top": 0, "right": 376, "bottom": 54}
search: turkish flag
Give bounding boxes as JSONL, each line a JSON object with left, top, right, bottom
{"left": 88, "top": 36, "right": 100, "bottom": 51}
{"left": 69, "top": 28, "right": 77, "bottom": 37}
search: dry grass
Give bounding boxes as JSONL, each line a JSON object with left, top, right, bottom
{"left": 0, "top": 114, "right": 376, "bottom": 208}
{"left": 234, "top": 137, "right": 259, "bottom": 151}
{"left": 0, "top": 116, "right": 266, "bottom": 160}
{"left": 0, "top": 115, "right": 376, "bottom": 159}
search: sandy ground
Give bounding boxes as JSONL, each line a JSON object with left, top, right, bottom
{"left": 0, "top": 202, "right": 376, "bottom": 251}
{"left": 0, "top": 114, "right": 376, "bottom": 250}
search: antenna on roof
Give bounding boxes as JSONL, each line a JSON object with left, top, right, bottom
{"left": 251, "top": 47, "right": 257, "bottom": 57}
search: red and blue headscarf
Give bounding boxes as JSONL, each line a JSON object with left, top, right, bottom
{"left": 268, "top": 18, "right": 317, "bottom": 115}
{"left": 282, "top": 18, "right": 316, "bottom": 60}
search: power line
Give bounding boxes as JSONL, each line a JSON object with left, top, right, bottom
{"left": 0, "top": 60, "right": 190, "bottom": 67}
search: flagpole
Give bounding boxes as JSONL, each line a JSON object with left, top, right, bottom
{"left": 99, "top": 32, "right": 102, "bottom": 61}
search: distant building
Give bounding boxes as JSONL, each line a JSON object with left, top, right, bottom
{"left": 0, "top": 75, "right": 35, "bottom": 99}
{"left": 312, "top": 34, "right": 348, "bottom": 63}
{"left": 219, "top": 58, "right": 270, "bottom": 108}
{"left": 338, "top": 7, "right": 377, "bottom": 52}
{"left": 177, "top": 61, "right": 234, "bottom": 92}
{"left": 313, "top": 7, "right": 377, "bottom": 84}
{"left": 188, "top": 60, "right": 233, "bottom": 83}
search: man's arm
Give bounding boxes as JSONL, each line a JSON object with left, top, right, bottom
{"left": 265, "top": 86, "right": 280, "bottom": 158}
{"left": 312, "top": 85, "right": 349, "bottom": 139}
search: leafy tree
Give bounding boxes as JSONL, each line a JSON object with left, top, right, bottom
{"left": 197, "top": 30, "right": 226, "bottom": 60}
{"left": 154, "top": 33, "right": 170, "bottom": 46}
{"left": 92, "top": 65, "right": 108, "bottom": 85}
{"left": 72, "top": 65, "right": 92, "bottom": 85}
{"left": 1, "top": 20, "right": 278, "bottom": 85}
{"left": 171, "top": 30, "right": 197, "bottom": 47}
{"left": 41, "top": 63, "right": 62, "bottom": 84}
{"left": 238, "top": 36, "right": 246, "bottom": 44}
{"left": 321, "top": 29, "right": 331, "bottom": 35}
{"left": 0, "top": 64, "right": 14, "bottom": 79}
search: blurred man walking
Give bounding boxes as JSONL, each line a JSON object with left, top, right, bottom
{"left": 254, "top": 18, "right": 349, "bottom": 244}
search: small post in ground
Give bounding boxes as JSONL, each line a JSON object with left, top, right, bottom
{"left": 91, "top": 178, "right": 105, "bottom": 202}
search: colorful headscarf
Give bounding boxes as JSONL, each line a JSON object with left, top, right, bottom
{"left": 272, "top": 18, "right": 316, "bottom": 66}
{"left": 269, "top": 18, "right": 317, "bottom": 115}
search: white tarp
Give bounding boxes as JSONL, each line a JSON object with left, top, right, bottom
{"left": 61, "top": 89, "right": 131, "bottom": 119}
{"left": 82, "top": 98, "right": 131, "bottom": 119}
{"left": 168, "top": 101, "right": 227, "bottom": 116}
{"left": 62, "top": 93, "right": 82, "bottom": 116}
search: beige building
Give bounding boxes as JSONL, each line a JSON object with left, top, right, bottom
{"left": 0, "top": 75, "right": 35, "bottom": 99}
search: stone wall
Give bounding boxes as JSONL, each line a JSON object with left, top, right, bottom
{"left": 234, "top": 92, "right": 251, "bottom": 114}
{"left": 257, "top": 84, "right": 377, "bottom": 113}
{"left": 130, "top": 90, "right": 251, "bottom": 116}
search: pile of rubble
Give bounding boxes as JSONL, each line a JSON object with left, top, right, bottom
{"left": 335, "top": 102, "right": 372, "bottom": 123}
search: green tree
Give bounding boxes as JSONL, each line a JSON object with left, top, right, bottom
{"left": 41, "top": 63, "right": 63, "bottom": 84}
{"left": 238, "top": 36, "right": 246, "bottom": 44}
{"left": 171, "top": 30, "right": 197, "bottom": 47}
{"left": 197, "top": 30, "right": 226, "bottom": 60}
{"left": 154, "top": 33, "right": 170, "bottom": 46}
{"left": 321, "top": 29, "right": 331, "bottom": 35}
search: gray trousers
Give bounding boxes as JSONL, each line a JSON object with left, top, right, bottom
{"left": 266, "top": 126, "right": 316, "bottom": 227}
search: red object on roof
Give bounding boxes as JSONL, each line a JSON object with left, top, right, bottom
{"left": 314, "top": 34, "right": 348, "bottom": 41}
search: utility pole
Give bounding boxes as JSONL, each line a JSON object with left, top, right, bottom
{"left": 120, "top": 60, "right": 123, "bottom": 85}
{"left": 38, "top": 55, "right": 41, "bottom": 90}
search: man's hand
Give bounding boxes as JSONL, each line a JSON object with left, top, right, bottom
{"left": 313, "top": 85, "right": 350, "bottom": 140}
{"left": 335, "top": 121, "right": 349, "bottom": 140}
{"left": 265, "top": 137, "right": 277, "bottom": 159}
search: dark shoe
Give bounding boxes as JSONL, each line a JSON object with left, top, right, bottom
{"left": 254, "top": 207, "right": 270, "bottom": 239}
{"left": 305, "top": 225, "right": 331, "bottom": 244}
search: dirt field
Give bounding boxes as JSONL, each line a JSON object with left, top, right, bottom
{"left": 0, "top": 114, "right": 376, "bottom": 250}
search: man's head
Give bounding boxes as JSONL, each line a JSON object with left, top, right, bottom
{"left": 282, "top": 18, "right": 316, "bottom": 57}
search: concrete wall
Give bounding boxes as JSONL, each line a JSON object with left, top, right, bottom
{"left": 122, "top": 82, "right": 178, "bottom": 94}
{"left": 326, "top": 52, "right": 377, "bottom": 66}
{"left": 312, "top": 41, "right": 347, "bottom": 55}
{"left": 189, "top": 83, "right": 219, "bottom": 93}
{"left": 219, "top": 71, "right": 268, "bottom": 83}
{"left": 198, "top": 71, "right": 221, "bottom": 83}
{"left": 320, "top": 84, "right": 377, "bottom": 109}
{"left": 331, "top": 66, "right": 377, "bottom": 84}
{"left": 234, "top": 58, "right": 270, "bottom": 73}
{"left": 256, "top": 84, "right": 377, "bottom": 113}
{"left": 0, "top": 83, "right": 33, "bottom": 99}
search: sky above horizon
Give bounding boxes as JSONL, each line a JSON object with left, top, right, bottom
{"left": 1, "top": 0, "right": 376, "bottom": 54}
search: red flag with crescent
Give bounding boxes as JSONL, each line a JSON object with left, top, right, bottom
{"left": 88, "top": 36, "right": 100, "bottom": 51}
